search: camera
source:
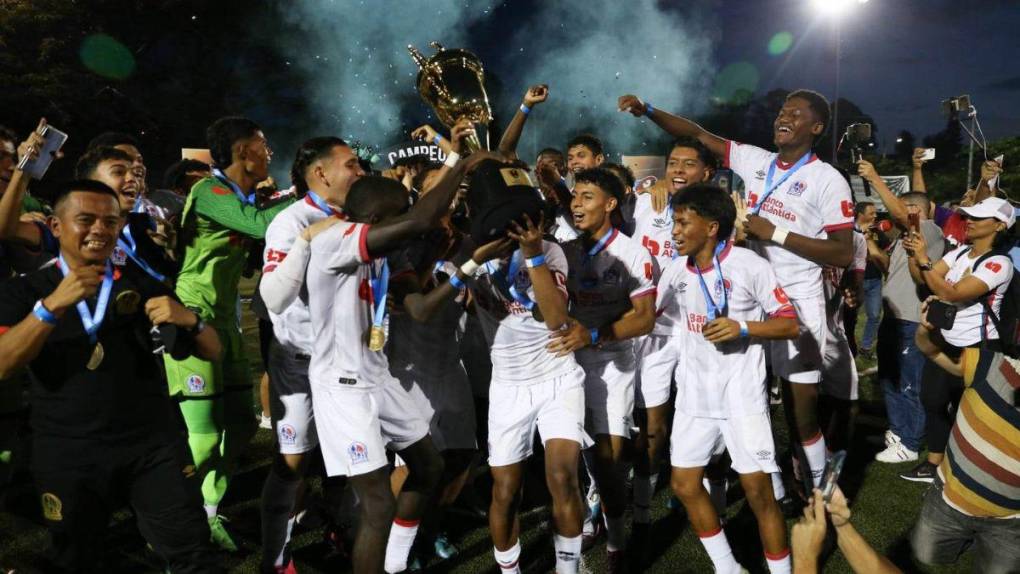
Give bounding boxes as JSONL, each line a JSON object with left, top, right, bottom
{"left": 844, "top": 123, "right": 872, "bottom": 165}
{"left": 942, "top": 95, "right": 972, "bottom": 118}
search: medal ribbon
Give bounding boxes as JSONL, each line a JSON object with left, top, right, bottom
{"left": 57, "top": 254, "right": 114, "bottom": 344}
{"left": 751, "top": 152, "right": 812, "bottom": 215}
{"left": 117, "top": 225, "right": 166, "bottom": 282}
{"left": 212, "top": 167, "right": 256, "bottom": 206}
{"left": 486, "top": 250, "right": 535, "bottom": 310}
{"left": 369, "top": 259, "right": 390, "bottom": 329}
{"left": 306, "top": 190, "right": 339, "bottom": 216}
{"left": 694, "top": 241, "right": 728, "bottom": 321}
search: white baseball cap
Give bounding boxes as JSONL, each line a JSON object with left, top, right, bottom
{"left": 959, "top": 197, "right": 1016, "bottom": 228}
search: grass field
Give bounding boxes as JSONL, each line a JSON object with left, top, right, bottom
{"left": 0, "top": 277, "right": 975, "bottom": 573}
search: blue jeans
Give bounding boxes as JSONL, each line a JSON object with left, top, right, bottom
{"left": 877, "top": 318, "right": 926, "bottom": 452}
{"left": 860, "top": 277, "right": 883, "bottom": 350}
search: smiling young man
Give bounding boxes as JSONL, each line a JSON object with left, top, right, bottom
{"left": 0, "top": 180, "right": 221, "bottom": 573}
{"left": 555, "top": 167, "right": 657, "bottom": 570}
{"left": 164, "top": 116, "right": 295, "bottom": 551}
{"left": 256, "top": 136, "right": 363, "bottom": 572}
{"left": 659, "top": 184, "right": 797, "bottom": 574}
{"left": 619, "top": 90, "right": 854, "bottom": 493}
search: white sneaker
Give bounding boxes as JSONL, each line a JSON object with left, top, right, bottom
{"left": 875, "top": 442, "right": 918, "bottom": 463}
{"left": 884, "top": 430, "right": 901, "bottom": 447}
{"left": 259, "top": 413, "right": 272, "bottom": 430}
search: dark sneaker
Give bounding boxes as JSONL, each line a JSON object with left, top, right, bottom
{"left": 899, "top": 461, "right": 937, "bottom": 483}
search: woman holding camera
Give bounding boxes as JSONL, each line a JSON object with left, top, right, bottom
{"left": 900, "top": 197, "right": 1015, "bottom": 483}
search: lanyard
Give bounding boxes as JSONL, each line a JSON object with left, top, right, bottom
{"left": 117, "top": 225, "right": 166, "bottom": 282}
{"left": 752, "top": 152, "right": 812, "bottom": 215}
{"left": 57, "top": 254, "right": 114, "bottom": 344}
{"left": 212, "top": 168, "right": 256, "bottom": 206}
{"left": 486, "top": 251, "right": 535, "bottom": 310}
{"left": 694, "top": 241, "right": 728, "bottom": 321}
{"left": 369, "top": 259, "right": 390, "bottom": 328}
{"left": 131, "top": 198, "right": 146, "bottom": 214}
{"left": 305, "top": 191, "right": 338, "bottom": 216}
{"left": 586, "top": 228, "right": 617, "bottom": 262}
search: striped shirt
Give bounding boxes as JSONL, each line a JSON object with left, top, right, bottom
{"left": 939, "top": 350, "right": 1020, "bottom": 518}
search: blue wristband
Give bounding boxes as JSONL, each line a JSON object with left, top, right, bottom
{"left": 525, "top": 254, "right": 546, "bottom": 268}
{"left": 739, "top": 321, "right": 749, "bottom": 338}
{"left": 645, "top": 102, "right": 655, "bottom": 117}
{"left": 520, "top": 103, "right": 531, "bottom": 115}
{"left": 448, "top": 273, "right": 466, "bottom": 290}
{"left": 433, "top": 134, "right": 442, "bottom": 146}
{"left": 589, "top": 327, "right": 600, "bottom": 346}
{"left": 33, "top": 299, "right": 58, "bottom": 325}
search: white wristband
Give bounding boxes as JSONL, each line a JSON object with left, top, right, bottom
{"left": 460, "top": 259, "right": 480, "bottom": 277}
{"left": 444, "top": 151, "right": 461, "bottom": 168}
{"left": 771, "top": 226, "right": 790, "bottom": 246}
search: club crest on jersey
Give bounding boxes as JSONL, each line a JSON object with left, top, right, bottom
{"left": 279, "top": 424, "right": 297, "bottom": 445}
{"left": 41, "top": 493, "right": 62, "bottom": 521}
{"left": 788, "top": 181, "right": 807, "bottom": 197}
{"left": 715, "top": 278, "right": 732, "bottom": 298}
{"left": 186, "top": 374, "right": 205, "bottom": 394}
{"left": 111, "top": 245, "right": 127, "bottom": 266}
{"left": 348, "top": 442, "right": 369, "bottom": 464}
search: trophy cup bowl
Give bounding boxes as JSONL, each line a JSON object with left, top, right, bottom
{"left": 408, "top": 43, "right": 493, "bottom": 152}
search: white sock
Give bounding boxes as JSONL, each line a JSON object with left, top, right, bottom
{"left": 384, "top": 518, "right": 419, "bottom": 573}
{"left": 605, "top": 515, "right": 626, "bottom": 552}
{"left": 634, "top": 475, "right": 653, "bottom": 524}
{"left": 766, "top": 549, "right": 792, "bottom": 574}
{"left": 494, "top": 541, "right": 522, "bottom": 573}
{"left": 771, "top": 472, "right": 786, "bottom": 500}
{"left": 698, "top": 527, "right": 741, "bottom": 574}
{"left": 204, "top": 504, "right": 217, "bottom": 519}
{"left": 802, "top": 433, "right": 828, "bottom": 487}
{"left": 553, "top": 534, "right": 582, "bottom": 574}
{"left": 260, "top": 470, "right": 301, "bottom": 568}
{"left": 704, "top": 476, "right": 728, "bottom": 517}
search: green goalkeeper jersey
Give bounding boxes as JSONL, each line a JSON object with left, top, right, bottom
{"left": 174, "top": 175, "right": 293, "bottom": 328}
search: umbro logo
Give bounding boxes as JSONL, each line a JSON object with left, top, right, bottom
{"left": 756, "top": 450, "right": 773, "bottom": 460}
{"left": 755, "top": 169, "right": 767, "bottom": 180}
{"left": 677, "top": 282, "right": 687, "bottom": 293}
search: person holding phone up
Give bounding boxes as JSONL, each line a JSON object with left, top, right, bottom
{"left": 900, "top": 197, "right": 1015, "bottom": 483}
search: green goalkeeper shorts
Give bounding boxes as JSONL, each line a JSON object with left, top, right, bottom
{"left": 165, "top": 325, "right": 251, "bottom": 397}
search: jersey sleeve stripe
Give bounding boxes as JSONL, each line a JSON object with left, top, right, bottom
{"left": 262, "top": 264, "right": 278, "bottom": 273}
{"left": 630, "top": 286, "right": 657, "bottom": 300}
{"left": 823, "top": 222, "right": 855, "bottom": 233}
{"left": 770, "top": 305, "right": 797, "bottom": 319}
{"left": 357, "top": 224, "right": 371, "bottom": 263}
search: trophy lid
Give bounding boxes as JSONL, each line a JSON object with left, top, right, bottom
{"left": 407, "top": 43, "right": 493, "bottom": 127}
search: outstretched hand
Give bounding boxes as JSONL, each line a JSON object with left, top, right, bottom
{"left": 506, "top": 213, "right": 545, "bottom": 257}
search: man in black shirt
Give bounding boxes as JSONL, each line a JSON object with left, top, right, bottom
{"left": 0, "top": 180, "right": 222, "bottom": 573}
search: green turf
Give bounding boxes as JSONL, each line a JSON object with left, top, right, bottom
{"left": 0, "top": 283, "right": 974, "bottom": 573}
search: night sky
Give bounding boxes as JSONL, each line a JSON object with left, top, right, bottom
{"left": 713, "top": 0, "right": 1020, "bottom": 146}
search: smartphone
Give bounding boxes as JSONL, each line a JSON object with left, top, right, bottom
{"left": 908, "top": 212, "right": 920, "bottom": 231}
{"left": 927, "top": 300, "right": 957, "bottom": 331}
{"left": 821, "top": 450, "right": 847, "bottom": 502}
{"left": 921, "top": 148, "right": 936, "bottom": 161}
{"left": 18, "top": 125, "right": 68, "bottom": 180}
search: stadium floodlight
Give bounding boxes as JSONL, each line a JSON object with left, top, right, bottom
{"left": 811, "top": 0, "right": 869, "bottom": 17}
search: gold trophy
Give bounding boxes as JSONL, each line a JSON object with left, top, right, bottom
{"left": 408, "top": 42, "right": 493, "bottom": 152}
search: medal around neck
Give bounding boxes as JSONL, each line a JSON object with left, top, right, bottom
{"left": 86, "top": 342, "right": 104, "bottom": 370}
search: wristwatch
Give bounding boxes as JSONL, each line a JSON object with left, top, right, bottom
{"left": 918, "top": 261, "right": 934, "bottom": 271}
{"left": 186, "top": 306, "right": 206, "bottom": 333}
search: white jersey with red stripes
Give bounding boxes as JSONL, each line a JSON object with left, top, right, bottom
{"left": 660, "top": 242, "right": 797, "bottom": 418}
{"left": 562, "top": 228, "right": 658, "bottom": 354}
{"left": 471, "top": 240, "right": 580, "bottom": 385}
{"left": 262, "top": 196, "right": 339, "bottom": 354}
{"left": 725, "top": 141, "right": 854, "bottom": 299}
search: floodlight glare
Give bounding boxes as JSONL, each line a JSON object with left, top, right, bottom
{"left": 811, "top": 0, "right": 868, "bottom": 17}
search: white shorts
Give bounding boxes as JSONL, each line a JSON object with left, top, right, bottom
{"left": 487, "top": 367, "right": 591, "bottom": 467}
{"left": 634, "top": 334, "right": 676, "bottom": 409}
{"left": 267, "top": 338, "right": 317, "bottom": 455}
{"left": 770, "top": 295, "right": 827, "bottom": 384}
{"left": 577, "top": 348, "right": 637, "bottom": 438}
{"left": 392, "top": 363, "right": 477, "bottom": 452}
{"left": 821, "top": 315, "right": 859, "bottom": 400}
{"left": 312, "top": 378, "right": 430, "bottom": 477}
{"left": 670, "top": 411, "right": 779, "bottom": 475}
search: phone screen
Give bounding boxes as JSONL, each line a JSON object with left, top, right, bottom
{"left": 20, "top": 126, "right": 68, "bottom": 180}
{"left": 821, "top": 450, "right": 847, "bottom": 502}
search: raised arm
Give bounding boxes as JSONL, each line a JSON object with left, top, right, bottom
{"left": 618, "top": 94, "right": 728, "bottom": 159}
{"left": 0, "top": 123, "right": 49, "bottom": 247}
{"left": 911, "top": 148, "right": 927, "bottom": 193}
{"left": 498, "top": 85, "right": 548, "bottom": 159}
{"left": 858, "top": 160, "right": 910, "bottom": 229}
{"left": 507, "top": 215, "right": 568, "bottom": 330}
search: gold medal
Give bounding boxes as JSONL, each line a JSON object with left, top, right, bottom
{"left": 86, "top": 342, "right": 104, "bottom": 370}
{"left": 368, "top": 325, "right": 386, "bottom": 352}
